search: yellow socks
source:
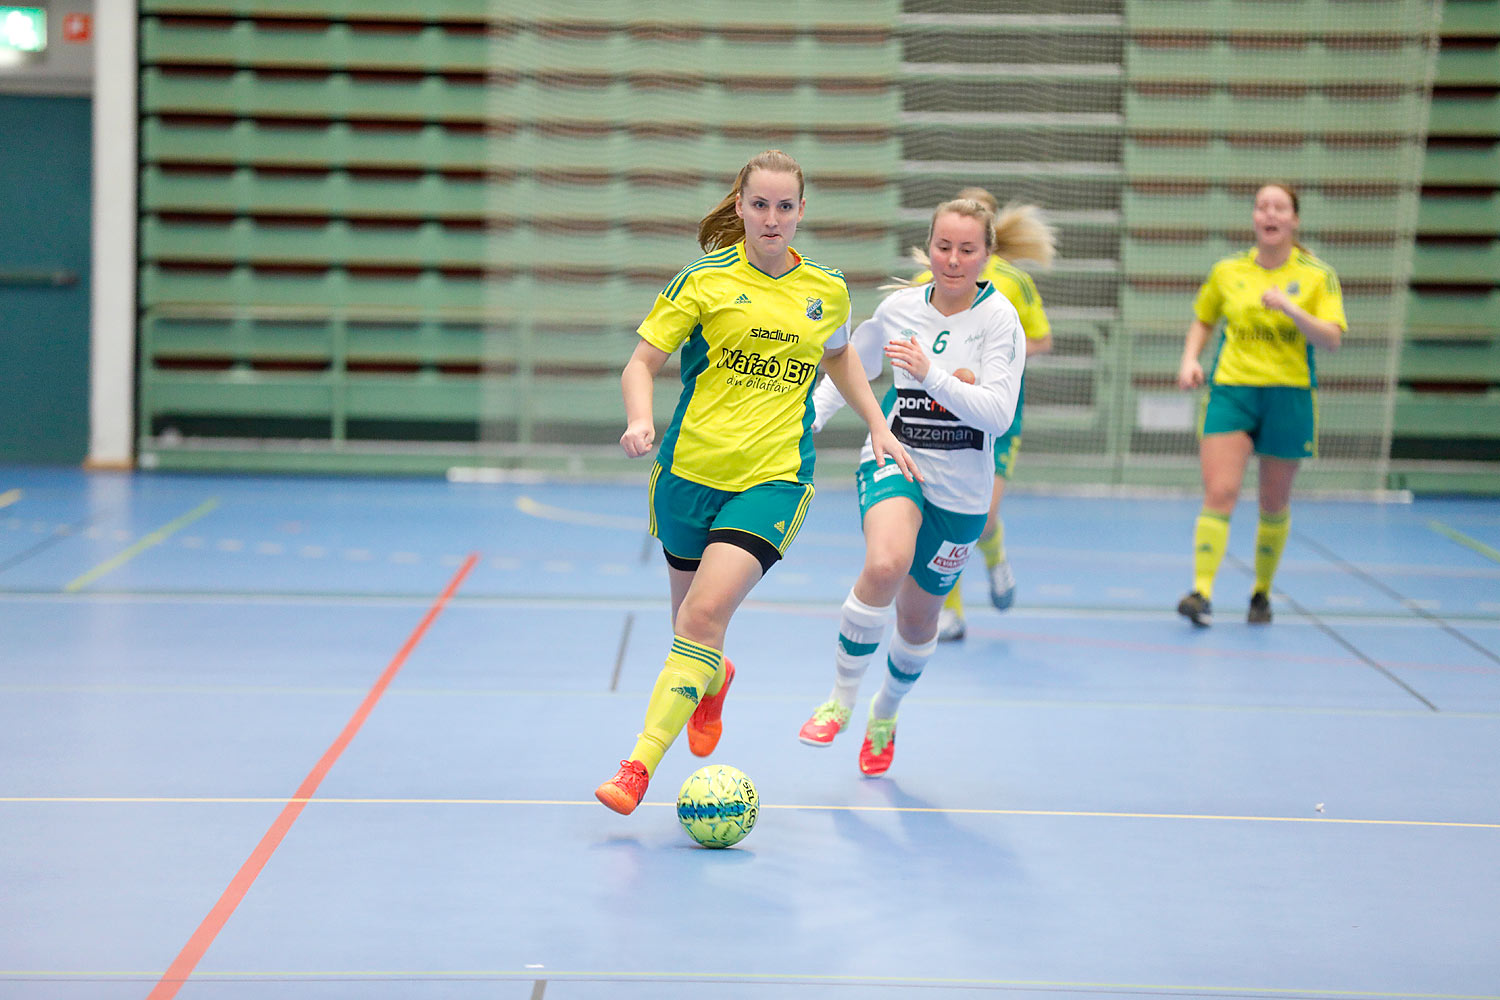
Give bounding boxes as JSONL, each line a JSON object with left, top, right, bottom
{"left": 1192, "top": 509, "right": 1231, "bottom": 599}
{"left": 942, "top": 583, "right": 963, "bottom": 615}
{"left": 977, "top": 520, "right": 1005, "bottom": 569}
{"left": 629, "top": 636, "right": 722, "bottom": 776}
{"left": 1253, "top": 509, "right": 1290, "bottom": 595}
{"left": 704, "top": 657, "right": 729, "bottom": 698}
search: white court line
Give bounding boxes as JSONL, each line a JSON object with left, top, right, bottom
{"left": 0, "top": 968, "right": 1493, "bottom": 999}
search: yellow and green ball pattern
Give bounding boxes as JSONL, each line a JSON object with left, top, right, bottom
{"left": 677, "top": 764, "right": 758, "bottom": 848}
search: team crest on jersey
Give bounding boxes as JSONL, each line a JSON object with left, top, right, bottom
{"left": 1286, "top": 281, "right": 1300, "bottom": 294}
{"left": 806, "top": 297, "right": 823, "bottom": 321}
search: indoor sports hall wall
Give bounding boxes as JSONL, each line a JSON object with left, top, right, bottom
{"left": 129, "top": 0, "right": 1500, "bottom": 493}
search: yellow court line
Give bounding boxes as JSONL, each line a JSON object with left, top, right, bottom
{"left": 0, "top": 970, "right": 1493, "bottom": 999}
{"left": 64, "top": 499, "right": 219, "bottom": 592}
{"left": 2, "top": 796, "right": 1496, "bottom": 829}
{"left": 0, "top": 488, "right": 20, "bottom": 509}
{"left": 1427, "top": 519, "right": 1500, "bottom": 565}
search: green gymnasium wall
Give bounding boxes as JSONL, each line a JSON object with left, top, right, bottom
{"left": 136, "top": 0, "right": 901, "bottom": 477}
{"left": 1394, "top": 0, "right": 1500, "bottom": 491}
{"left": 134, "top": 0, "right": 1500, "bottom": 492}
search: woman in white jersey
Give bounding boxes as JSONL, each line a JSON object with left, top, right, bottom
{"left": 796, "top": 197, "right": 1026, "bottom": 776}
{"left": 595, "top": 149, "right": 919, "bottom": 814}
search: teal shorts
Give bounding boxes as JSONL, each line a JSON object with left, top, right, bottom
{"left": 855, "top": 460, "right": 988, "bottom": 596}
{"left": 992, "top": 378, "right": 1024, "bottom": 478}
{"left": 1201, "top": 384, "right": 1318, "bottom": 460}
{"left": 649, "top": 462, "right": 815, "bottom": 574}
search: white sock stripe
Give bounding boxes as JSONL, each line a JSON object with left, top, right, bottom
{"left": 841, "top": 590, "right": 892, "bottom": 626}
{"left": 839, "top": 590, "right": 892, "bottom": 646}
{"left": 889, "top": 630, "right": 938, "bottom": 667}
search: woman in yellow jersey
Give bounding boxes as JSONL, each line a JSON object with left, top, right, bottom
{"left": 928, "top": 187, "right": 1056, "bottom": 641}
{"left": 1175, "top": 182, "right": 1346, "bottom": 627}
{"left": 595, "top": 149, "right": 919, "bottom": 815}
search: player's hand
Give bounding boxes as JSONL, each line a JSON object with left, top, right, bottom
{"left": 620, "top": 420, "right": 655, "bottom": 458}
{"left": 869, "top": 427, "right": 923, "bottom": 483}
{"left": 1261, "top": 285, "right": 1292, "bottom": 314}
{"left": 1177, "top": 358, "right": 1204, "bottom": 391}
{"left": 884, "top": 336, "right": 931, "bottom": 382}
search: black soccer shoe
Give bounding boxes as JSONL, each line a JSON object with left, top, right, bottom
{"left": 1176, "top": 590, "right": 1212, "bottom": 627}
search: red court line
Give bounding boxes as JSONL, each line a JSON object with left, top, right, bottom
{"left": 147, "top": 554, "right": 479, "bottom": 1000}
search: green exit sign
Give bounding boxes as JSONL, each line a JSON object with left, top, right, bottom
{"left": 1, "top": 7, "right": 46, "bottom": 53}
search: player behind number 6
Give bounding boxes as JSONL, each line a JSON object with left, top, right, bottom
{"left": 796, "top": 197, "right": 1026, "bottom": 776}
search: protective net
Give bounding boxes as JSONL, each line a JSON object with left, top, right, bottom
{"left": 483, "top": 0, "right": 1444, "bottom": 489}
{"left": 481, "top": 0, "right": 902, "bottom": 477}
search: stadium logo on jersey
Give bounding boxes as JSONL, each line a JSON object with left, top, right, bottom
{"left": 750, "top": 326, "right": 799, "bottom": 343}
{"left": 735, "top": 293, "right": 751, "bottom": 304}
{"left": 926, "top": 541, "right": 972, "bottom": 576}
{"left": 806, "top": 297, "right": 823, "bottom": 320}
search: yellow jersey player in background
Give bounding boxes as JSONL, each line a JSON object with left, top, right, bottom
{"left": 1175, "top": 182, "right": 1347, "bottom": 627}
{"left": 912, "top": 187, "right": 1056, "bottom": 642}
{"left": 596, "top": 149, "right": 919, "bottom": 815}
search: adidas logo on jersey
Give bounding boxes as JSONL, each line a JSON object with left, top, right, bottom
{"left": 734, "top": 293, "right": 751, "bottom": 304}
{"left": 773, "top": 520, "right": 786, "bottom": 534}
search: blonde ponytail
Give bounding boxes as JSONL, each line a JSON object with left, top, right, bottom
{"left": 992, "top": 202, "right": 1056, "bottom": 268}
{"left": 883, "top": 194, "right": 1058, "bottom": 291}
{"left": 697, "top": 149, "right": 805, "bottom": 252}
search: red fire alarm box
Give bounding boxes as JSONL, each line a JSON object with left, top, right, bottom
{"left": 62, "top": 12, "right": 91, "bottom": 42}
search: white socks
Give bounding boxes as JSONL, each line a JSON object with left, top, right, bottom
{"left": 829, "top": 590, "right": 892, "bottom": 710}
{"left": 870, "top": 630, "right": 937, "bottom": 720}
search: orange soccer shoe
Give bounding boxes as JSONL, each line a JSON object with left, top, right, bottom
{"left": 686, "top": 658, "right": 735, "bottom": 757}
{"left": 595, "top": 759, "right": 650, "bottom": 815}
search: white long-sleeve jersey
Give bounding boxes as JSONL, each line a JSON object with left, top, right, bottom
{"left": 811, "top": 282, "right": 1025, "bottom": 515}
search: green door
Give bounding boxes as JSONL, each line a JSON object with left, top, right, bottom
{"left": 0, "top": 94, "right": 92, "bottom": 464}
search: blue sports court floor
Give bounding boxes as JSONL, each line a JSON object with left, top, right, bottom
{"left": 2, "top": 465, "right": 1498, "bottom": 998}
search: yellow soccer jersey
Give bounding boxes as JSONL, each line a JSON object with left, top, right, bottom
{"left": 916, "top": 256, "right": 1051, "bottom": 342}
{"left": 1194, "top": 247, "right": 1347, "bottom": 388}
{"left": 638, "top": 242, "right": 852, "bottom": 491}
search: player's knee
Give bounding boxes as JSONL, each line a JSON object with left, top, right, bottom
{"left": 1203, "top": 482, "right": 1239, "bottom": 511}
{"left": 673, "top": 598, "right": 730, "bottom": 648}
{"left": 861, "top": 549, "right": 910, "bottom": 590}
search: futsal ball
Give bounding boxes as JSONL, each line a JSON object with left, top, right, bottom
{"left": 677, "top": 764, "right": 758, "bottom": 848}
